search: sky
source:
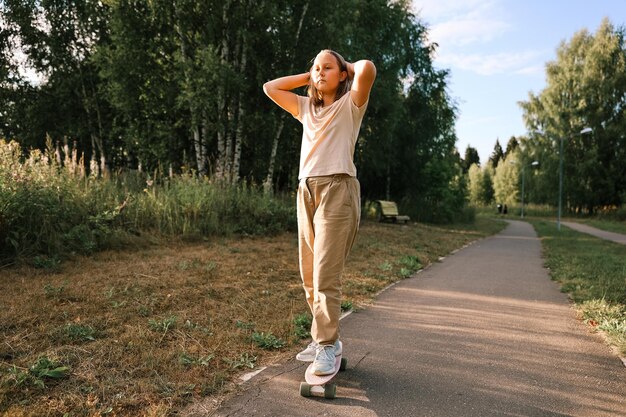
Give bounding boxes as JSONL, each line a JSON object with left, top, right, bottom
{"left": 411, "top": 0, "right": 626, "bottom": 164}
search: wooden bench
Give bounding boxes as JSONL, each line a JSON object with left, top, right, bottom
{"left": 373, "top": 200, "right": 410, "bottom": 224}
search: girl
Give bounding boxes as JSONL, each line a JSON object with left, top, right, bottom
{"left": 263, "top": 50, "right": 376, "bottom": 375}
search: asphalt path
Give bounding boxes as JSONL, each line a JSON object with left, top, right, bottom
{"left": 186, "top": 220, "right": 626, "bottom": 417}
{"left": 560, "top": 221, "right": 626, "bottom": 245}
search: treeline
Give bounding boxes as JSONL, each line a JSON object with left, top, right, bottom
{"left": 0, "top": 0, "right": 465, "bottom": 223}
{"left": 465, "top": 18, "right": 626, "bottom": 215}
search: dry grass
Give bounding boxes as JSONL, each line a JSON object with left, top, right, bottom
{"left": 0, "top": 218, "right": 504, "bottom": 416}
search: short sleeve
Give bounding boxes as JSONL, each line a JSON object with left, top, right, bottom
{"left": 294, "top": 95, "right": 308, "bottom": 122}
{"left": 350, "top": 95, "right": 368, "bottom": 121}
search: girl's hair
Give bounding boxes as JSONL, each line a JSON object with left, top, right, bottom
{"left": 307, "top": 49, "right": 352, "bottom": 107}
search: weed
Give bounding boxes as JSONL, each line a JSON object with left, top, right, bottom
{"left": 5, "top": 356, "right": 70, "bottom": 389}
{"left": 43, "top": 282, "right": 65, "bottom": 298}
{"left": 33, "top": 255, "right": 61, "bottom": 270}
{"left": 179, "top": 352, "right": 214, "bottom": 367}
{"left": 184, "top": 319, "right": 212, "bottom": 335}
{"left": 138, "top": 305, "right": 152, "bottom": 317}
{"left": 148, "top": 315, "right": 178, "bottom": 334}
{"left": 64, "top": 323, "right": 96, "bottom": 342}
{"left": 178, "top": 258, "right": 201, "bottom": 271}
{"left": 378, "top": 261, "right": 393, "bottom": 272}
{"left": 235, "top": 320, "right": 255, "bottom": 331}
{"left": 224, "top": 352, "right": 257, "bottom": 369}
{"left": 341, "top": 300, "right": 353, "bottom": 312}
{"left": 400, "top": 255, "right": 422, "bottom": 270}
{"left": 293, "top": 313, "right": 312, "bottom": 339}
{"left": 251, "top": 332, "right": 285, "bottom": 350}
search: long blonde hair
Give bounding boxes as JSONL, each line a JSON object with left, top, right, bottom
{"left": 307, "top": 49, "right": 352, "bottom": 107}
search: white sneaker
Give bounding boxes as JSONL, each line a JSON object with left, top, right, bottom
{"left": 312, "top": 344, "right": 336, "bottom": 375}
{"left": 296, "top": 341, "right": 318, "bottom": 362}
{"left": 296, "top": 340, "right": 342, "bottom": 362}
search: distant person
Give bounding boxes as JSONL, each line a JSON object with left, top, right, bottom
{"left": 263, "top": 50, "right": 376, "bottom": 375}
{"left": 503, "top": 204, "right": 508, "bottom": 215}
{"left": 497, "top": 203, "right": 502, "bottom": 214}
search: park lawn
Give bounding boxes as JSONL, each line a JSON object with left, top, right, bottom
{"left": 0, "top": 218, "right": 505, "bottom": 416}
{"left": 532, "top": 220, "right": 626, "bottom": 357}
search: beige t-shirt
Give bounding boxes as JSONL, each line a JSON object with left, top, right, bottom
{"left": 295, "top": 93, "right": 368, "bottom": 179}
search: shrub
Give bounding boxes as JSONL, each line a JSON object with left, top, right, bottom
{"left": 0, "top": 140, "right": 296, "bottom": 264}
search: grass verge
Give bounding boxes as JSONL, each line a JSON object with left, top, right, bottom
{"left": 0, "top": 217, "right": 504, "bottom": 416}
{"left": 531, "top": 219, "right": 626, "bottom": 357}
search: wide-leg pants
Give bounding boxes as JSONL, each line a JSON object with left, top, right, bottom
{"left": 297, "top": 174, "right": 360, "bottom": 345}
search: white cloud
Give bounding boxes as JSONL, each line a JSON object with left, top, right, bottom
{"left": 413, "top": 0, "right": 509, "bottom": 46}
{"left": 430, "top": 17, "right": 509, "bottom": 46}
{"left": 412, "top": 0, "right": 494, "bottom": 21}
{"left": 437, "top": 50, "right": 543, "bottom": 76}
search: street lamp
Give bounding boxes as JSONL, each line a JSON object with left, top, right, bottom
{"left": 557, "top": 127, "right": 593, "bottom": 231}
{"left": 521, "top": 161, "right": 539, "bottom": 218}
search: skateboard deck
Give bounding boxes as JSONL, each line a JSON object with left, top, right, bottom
{"left": 300, "top": 353, "right": 347, "bottom": 399}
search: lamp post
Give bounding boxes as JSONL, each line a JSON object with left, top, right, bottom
{"left": 557, "top": 127, "right": 593, "bottom": 231}
{"left": 521, "top": 161, "right": 539, "bottom": 219}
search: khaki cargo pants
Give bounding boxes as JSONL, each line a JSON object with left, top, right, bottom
{"left": 297, "top": 174, "right": 360, "bottom": 345}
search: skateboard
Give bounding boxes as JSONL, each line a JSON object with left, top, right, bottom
{"left": 299, "top": 346, "right": 347, "bottom": 399}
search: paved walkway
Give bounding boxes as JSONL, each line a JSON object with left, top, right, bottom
{"left": 560, "top": 221, "right": 626, "bottom": 245}
{"left": 185, "top": 221, "right": 626, "bottom": 417}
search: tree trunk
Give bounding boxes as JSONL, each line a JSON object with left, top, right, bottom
{"left": 174, "top": 3, "right": 206, "bottom": 176}
{"left": 215, "top": 0, "right": 232, "bottom": 182}
{"left": 232, "top": 29, "right": 248, "bottom": 184}
{"left": 193, "top": 124, "right": 205, "bottom": 174}
{"left": 263, "top": 114, "right": 285, "bottom": 194}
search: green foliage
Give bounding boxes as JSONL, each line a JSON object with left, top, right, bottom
{"left": 43, "top": 282, "right": 66, "bottom": 298}
{"left": 179, "top": 353, "right": 214, "bottom": 368}
{"left": 64, "top": 323, "right": 97, "bottom": 342}
{"left": 148, "top": 315, "right": 178, "bottom": 334}
{"left": 0, "top": 140, "right": 296, "bottom": 263}
{"left": 224, "top": 352, "right": 257, "bottom": 370}
{"left": 125, "top": 175, "right": 297, "bottom": 237}
{"left": 468, "top": 163, "right": 495, "bottom": 206}
{"left": 34, "top": 256, "right": 62, "bottom": 271}
{"left": 493, "top": 151, "right": 520, "bottom": 206}
{"left": 293, "top": 313, "right": 312, "bottom": 339}
{"left": 1, "top": 0, "right": 470, "bottom": 225}
{"left": 235, "top": 320, "right": 256, "bottom": 331}
{"left": 251, "top": 332, "right": 285, "bottom": 350}
{"left": 340, "top": 300, "right": 353, "bottom": 311}
{"left": 0, "top": 139, "right": 124, "bottom": 262}
{"left": 398, "top": 255, "right": 422, "bottom": 278}
{"left": 4, "top": 357, "right": 70, "bottom": 389}
{"left": 520, "top": 18, "right": 626, "bottom": 213}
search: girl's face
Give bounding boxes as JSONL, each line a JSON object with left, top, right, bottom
{"left": 311, "top": 52, "right": 347, "bottom": 95}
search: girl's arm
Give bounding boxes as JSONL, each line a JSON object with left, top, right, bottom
{"left": 263, "top": 72, "right": 310, "bottom": 117}
{"left": 347, "top": 60, "right": 376, "bottom": 108}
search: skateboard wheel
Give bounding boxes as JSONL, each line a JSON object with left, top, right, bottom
{"left": 339, "top": 357, "right": 347, "bottom": 371}
{"left": 324, "top": 383, "right": 337, "bottom": 399}
{"left": 300, "top": 382, "right": 312, "bottom": 397}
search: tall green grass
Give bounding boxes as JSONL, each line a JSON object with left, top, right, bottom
{"left": 0, "top": 139, "right": 296, "bottom": 264}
